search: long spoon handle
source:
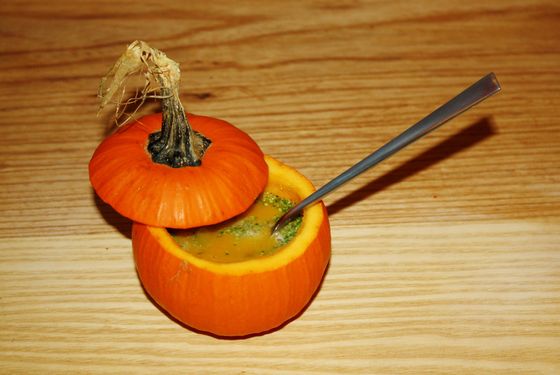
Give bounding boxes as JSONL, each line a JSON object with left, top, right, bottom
{"left": 272, "top": 73, "right": 501, "bottom": 233}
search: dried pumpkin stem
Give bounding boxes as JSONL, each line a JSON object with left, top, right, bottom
{"left": 148, "top": 87, "right": 211, "bottom": 168}
{"left": 99, "top": 40, "right": 211, "bottom": 168}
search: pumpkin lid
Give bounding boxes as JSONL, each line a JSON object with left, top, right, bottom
{"left": 89, "top": 41, "right": 268, "bottom": 228}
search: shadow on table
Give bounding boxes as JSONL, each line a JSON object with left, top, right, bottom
{"left": 327, "top": 117, "right": 497, "bottom": 216}
{"left": 93, "top": 191, "right": 132, "bottom": 239}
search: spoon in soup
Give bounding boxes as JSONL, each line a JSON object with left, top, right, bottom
{"left": 272, "top": 73, "right": 501, "bottom": 234}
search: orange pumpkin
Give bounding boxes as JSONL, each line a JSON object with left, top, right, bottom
{"left": 89, "top": 112, "right": 268, "bottom": 228}
{"left": 132, "top": 156, "right": 331, "bottom": 337}
{"left": 89, "top": 41, "right": 268, "bottom": 228}
{"left": 91, "top": 41, "right": 331, "bottom": 337}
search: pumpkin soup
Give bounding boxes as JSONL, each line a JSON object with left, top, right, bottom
{"left": 170, "top": 192, "right": 303, "bottom": 263}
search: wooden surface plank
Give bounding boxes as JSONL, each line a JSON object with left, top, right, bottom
{"left": 1, "top": 0, "right": 559, "bottom": 373}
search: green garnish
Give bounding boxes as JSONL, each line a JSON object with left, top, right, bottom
{"left": 170, "top": 192, "right": 304, "bottom": 263}
{"left": 262, "top": 192, "right": 293, "bottom": 213}
{"left": 219, "top": 216, "right": 263, "bottom": 238}
{"left": 273, "top": 215, "right": 303, "bottom": 246}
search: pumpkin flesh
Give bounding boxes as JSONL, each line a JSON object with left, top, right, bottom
{"left": 132, "top": 156, "right": 331, "bottom": 337}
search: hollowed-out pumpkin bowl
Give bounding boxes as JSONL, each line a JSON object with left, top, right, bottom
{"left": 132, "top": 156, "right": 331, "bottom": 337}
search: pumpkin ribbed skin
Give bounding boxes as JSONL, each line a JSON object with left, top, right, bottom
{"left": 89, "top": 113, "right": 268, "bottom": 229}
{"left": 132, "top": 157, "right": 331, "bottom": 337}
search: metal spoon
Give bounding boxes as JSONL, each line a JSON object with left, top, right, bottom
{"left": 272, "top": 72, "right": 501, "bottom": 234}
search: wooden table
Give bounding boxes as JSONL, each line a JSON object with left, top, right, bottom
{"left": 1, "top": 1, "right": 559, "bottom": 373}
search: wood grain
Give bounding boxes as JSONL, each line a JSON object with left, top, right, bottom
{"left": 1, "top": 0, "right": 559, "bottom": 373}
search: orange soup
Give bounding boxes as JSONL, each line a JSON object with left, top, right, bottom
{"left": 170, "top": 192, "right": 302, "bottom": 263}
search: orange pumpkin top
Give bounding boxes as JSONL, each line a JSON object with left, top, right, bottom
{"left": 89, "top": 112, "right": 268, "bottom": 228}
{"left": 89, "top": 41, "right": 268, "bottom": 228}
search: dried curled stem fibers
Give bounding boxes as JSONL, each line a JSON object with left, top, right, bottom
{"left": 98, "top": 41, "right": 210, "bottom": 168}
{"left": 98, "top": 40, "right": 181, "bottom": 124}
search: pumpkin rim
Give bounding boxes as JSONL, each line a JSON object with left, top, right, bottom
{"left": 147, "top": 155, "right": 324, "bottom": 276}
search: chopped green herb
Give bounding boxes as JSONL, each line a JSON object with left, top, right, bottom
{"left": 170, "top": 192, "right": 304, "bottom": 263}
{"left": 262, "top": 192, "right": 294, "bottom": 213}
{"left": 273, "top": 215, "right": 303, "bottom": 246}
{"left": 220, "top": 216, "right": 263, "bottom": 238}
